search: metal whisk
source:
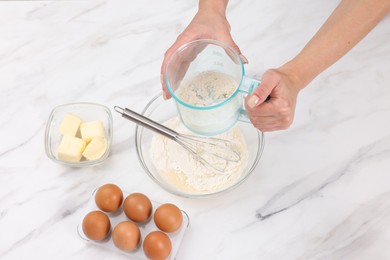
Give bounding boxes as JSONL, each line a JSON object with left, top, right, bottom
{"left": 114, "top": 106, "right": 241, "bottom": 172}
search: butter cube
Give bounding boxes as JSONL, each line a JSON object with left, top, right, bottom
{"left": 58, "top": 135, "right": 86, "bottom": 162}
{"left": 82, "top": 136, "right": 108, "bottom": 161}
{"left": 80, "top": 120, "right": 106, "bottom": 143}
{"left": 59, "top": 113, "right": 82, "bottom": 136}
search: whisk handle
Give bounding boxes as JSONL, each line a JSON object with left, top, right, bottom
{"left": 114, "top": 106, "right": 177, "bottom": 140}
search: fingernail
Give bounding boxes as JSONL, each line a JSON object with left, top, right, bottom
{"left": 163, "top": 91, "right": 168, "bottom": 100}
{"left": 239, "top": 54, "right": 248, "bottom": 64}
{"left": 247, "top": 95, "right": 260, "bottom": 108}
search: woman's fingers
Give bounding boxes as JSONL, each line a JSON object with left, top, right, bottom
{"left": 160, "top": 35, "right": 193, "bottom": 99}
{"left": 245, "top": 69, "right": 299, "bottom": 132}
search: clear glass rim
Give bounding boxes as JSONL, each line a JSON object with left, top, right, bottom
{"left": 164, "top": 39, "right": 245, "bottom": 111}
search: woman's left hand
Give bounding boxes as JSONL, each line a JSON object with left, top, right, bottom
{"left": 245, "top": 68, "right": 302, "bottom": 132}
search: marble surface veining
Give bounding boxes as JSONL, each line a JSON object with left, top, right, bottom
{"left": 1, "top": 0, "right": 390, "bottom": 259}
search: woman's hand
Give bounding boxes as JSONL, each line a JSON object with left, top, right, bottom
{"left": 161, "top": 4, "right": 246, "bottom": 99}
{"left": 245, "top": 0, "right": 390, "bottom": 132}
{"left": 245, "top": 68, "right": 302, "bottom": 132}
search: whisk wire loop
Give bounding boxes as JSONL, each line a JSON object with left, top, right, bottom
{"left": 115, "top": 106, "right": 241, "bottom": 173}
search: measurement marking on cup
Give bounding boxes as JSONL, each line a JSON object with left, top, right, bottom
{"left": 213, "top": 61, "right": 224, "bottom": 67}
{"left": 212, "top": 51, "right": 223, "bottom": 57}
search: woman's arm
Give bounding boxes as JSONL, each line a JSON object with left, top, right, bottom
{"left": 247, "top": 0, "right": 390, "bottom": 131}
{"left": 283, "top": 0, "right": 390, "bottom": 88}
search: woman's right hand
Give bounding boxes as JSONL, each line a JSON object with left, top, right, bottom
{"left": 160, "top": 6, "right": 246, "bottom": 99}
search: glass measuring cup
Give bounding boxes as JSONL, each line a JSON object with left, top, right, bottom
{"left": 164, "top": 39, "right": 260, "bottom": 136}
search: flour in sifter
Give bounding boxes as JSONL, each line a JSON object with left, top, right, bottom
{"left": 177, "top": 70, "right": 237, "bottom": 107}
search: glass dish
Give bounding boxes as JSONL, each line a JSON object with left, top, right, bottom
{"left": 135, "top": 94, "right": 264, "bottom": 198}
{"left": 45, "top": 102, "right": 113, "bottom": 167}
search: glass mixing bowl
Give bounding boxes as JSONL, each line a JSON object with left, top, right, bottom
{"left": 135, "top": 94, "right": 264, "bottom": 198}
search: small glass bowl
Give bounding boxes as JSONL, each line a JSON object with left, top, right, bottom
{"left": 45, "top": 102, "right": 113, "bottom": 167}
{"left": 135, "top": 94, "right": 264, "bottom": 198}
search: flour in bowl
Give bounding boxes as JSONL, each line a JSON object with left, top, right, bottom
{"left": 150, "top": 117, "right": 248, "bottom": 194}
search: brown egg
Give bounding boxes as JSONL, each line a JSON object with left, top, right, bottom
{"left": 154, "top": 203, "right": 183, "bottom": 233}
{"left": 143, "top": 231, "right": 172, "bottom": 260}
{"left": 112, "top": 221, "right": 141, "bottom": 252}
{"left": 123, "top": 193, "right": 152, "bottom": 223}
{"left": 95, "top": 184, "right": 123, "bottom": 213}
{"left": 82, "top": 210, "right": 111, "bottom": 241}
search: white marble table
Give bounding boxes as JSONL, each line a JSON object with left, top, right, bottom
{"left": 1, "top": 0, "right": 390, "bottom": 259}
